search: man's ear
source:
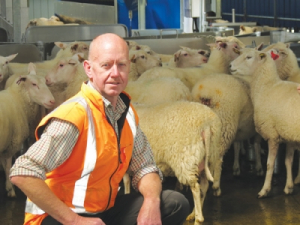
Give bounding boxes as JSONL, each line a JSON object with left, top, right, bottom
{"left": 83, "top": 60, "right": 92, "bottom": 79}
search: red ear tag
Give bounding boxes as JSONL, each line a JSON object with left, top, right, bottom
{"left": 271, "top": 51, "right": 279, "bottom": 60}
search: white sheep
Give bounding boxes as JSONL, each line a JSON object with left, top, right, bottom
{"left": 8, "top": 41, "right": 89, "bottom": 76}
{"left": 128, "top": 43, "right": 162, "bottom": 61}
{"left": 0, "top": 53, "right": 18, "bottom": 90}
{"left": 138, "top": 41, "right": 241, "bottom": 90}
{"left": 125, "top": 76, "right": 192, "bottom": 105}
{"left": 128, "top": 49, "right": 162, "bottom": 81}
{"left": 191, "top": 73, "right": 262, "bottom": 196}
{"left": 262, "top": 42, "right": 300, "bottom": 82}
{"left": 166, "top": 47, "right": 209, "bottom": 68}
{"left": 45, "top": 53, "right": 87, "bottom": 110}
{"left": 134, "top": 100, "right": 222, "bottom": 224}
{"left": 230, "top": 48, "right": 300, "bottom": 198}
{"left": 0, "top": 63, "right": 55, "bottom": 197}
{"left": 239, "top": 25, "right": 282, "bottom": 35}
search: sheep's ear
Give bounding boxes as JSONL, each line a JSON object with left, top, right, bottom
{"left": 252, "top": 27, "right": 257, "bottom": 32}
{"left": 71, "top": 43, "right": 79, "bottom": 51}
{"left": 233, "top": 48, "right": 241, "bottom": 55}
{"left": 16, "top": 76, "right": 27, "bottom": 85}
{"left": 286, "top": 43, "right": 290, "bottom": 48}
{"left": 240, "top": 25, "right": 245, "bottom": 31}
{"left": 259, "top": 53, "right": 266, "bottom": 59}
{"left": 6, "top": 53, "right": 18, "bottom": 62}
{"left": 135, "top": 45, "right": 141, "bottom": 50}
{"left": 55, "top": 42, "right": 68, "bottom": 49}
{"left": 77, "top": 53, "right": 85, "bottom": 63}
{"left": 27, "top": 62, "right": 37, "bottom": 75}
{"left": 174, "top": 51, "right": 181, "bottom": 62}
{"left": 126, "top": 41, "right": 130, "bottom": 46}
{"left": 130, "top": 54, "right": 136, "bottom": 63}
{"left": 256, "top": 42, "right": 264, "bottom": 51}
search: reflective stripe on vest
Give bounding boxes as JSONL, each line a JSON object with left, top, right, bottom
{"left": 26, "top": 96, "right": 137, "bottom": 215}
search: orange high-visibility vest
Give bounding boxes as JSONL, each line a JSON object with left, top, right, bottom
{"left": 24, "top": 83, "right": 138, "bottom": 225}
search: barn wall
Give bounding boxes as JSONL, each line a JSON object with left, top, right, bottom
{"left": 221, "top": 0, "right": 300, "bottom": 31}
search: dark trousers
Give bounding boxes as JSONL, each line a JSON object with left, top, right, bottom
{"left": 41, "top": 190, "right": 190, "bottom": 225}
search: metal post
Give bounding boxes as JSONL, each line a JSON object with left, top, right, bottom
{"left": 114, "top": 0, "right": 118, "bottom": 23}
{"left": 243, "top": 0, "right": 247, "bottom": 22}
{"left": 12, "top": 0, "right": 21, "bottom": 42}
{"left": 273, "top": 0, "right": 277, "bottom": 27}
{"left": 0, "top": 0, "right": 6, "bottom": 18}
{"left": 138, "top": 0, "right": 146, "bottom": 30}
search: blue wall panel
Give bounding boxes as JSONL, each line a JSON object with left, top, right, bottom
{"left": 118, "top": 0, "right": 180, "bottom": 31}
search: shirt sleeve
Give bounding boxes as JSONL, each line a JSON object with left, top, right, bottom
{"left": 10, "top": 118, "right": 79, "bottom": 180}
{"left": 127, "top": 125, "right": 163, "bottom": 190}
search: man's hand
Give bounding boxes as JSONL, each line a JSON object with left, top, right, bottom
{"left": 137, "top": 198, "right": 161, "bottom": 225}
{"left": 72, "top": 215, "right": 105, "bottom": 225}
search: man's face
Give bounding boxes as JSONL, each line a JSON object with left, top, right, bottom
{"left": 84, "top": 39, "right": 130, "bottom": 102}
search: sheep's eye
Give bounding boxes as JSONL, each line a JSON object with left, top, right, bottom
{"left": 5, "top": 61, "right": 8, "bottom": 64}
{"left": 183, "top": 53, "right": 188, "bottom": 57}
{"left": 32, "top": 83, "right": 37, "bottom": 86}
{"left": 246, "top": 56, "right": 252, "bottom": 59}
{"left": 199, "top": 51, "right": 205, "bottom": 55}
{"left": 147, "top": 51, "right": 151, "bottom": 54}
{"left": 59, "top": 64, "right": 64, "bottom": 67}
{"left": 141, "top": 55, "right": 145, "bottom": 59}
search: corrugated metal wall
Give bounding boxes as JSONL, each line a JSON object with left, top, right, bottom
{"left": 28, "top": 0, "right": 57, "bottom": 19}
{"left": 221, "top": 0, "right": 300, "bottom": 31}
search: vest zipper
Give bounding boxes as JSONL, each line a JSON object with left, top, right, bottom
{"left": 104, "top": 126, "right": 121, "bottom": 211}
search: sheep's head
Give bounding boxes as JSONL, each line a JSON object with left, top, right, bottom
{"left": 262, "top": 42, "right": 298, "bottom": 80}
{"left": 46, "top": 53, "right": 83, "bottom": 86}
{"left": 230, "top": 49, "right": 267, "bottom": 76}
{"left": 0, "top": 53, "right": 18, "bottom": 83}
{"left": 17, "top": 64, "right": 55, "bottom": 109}
{"left": 173, "top": 48, "right": 209, "bottom": 68}
{"left": 130, "top": 50, "right": 162, "bottom": 77}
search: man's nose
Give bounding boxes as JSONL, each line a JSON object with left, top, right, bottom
{"left": 111, "top": 64, "right": 120, "bottom": 76}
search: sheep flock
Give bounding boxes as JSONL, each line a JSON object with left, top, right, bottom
{"left": 1, "top": 35, "right": 300, "bottom": 225}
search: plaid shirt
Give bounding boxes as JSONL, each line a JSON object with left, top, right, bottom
{"left": 10, "top": 85, "right": 162, "bottom": 190}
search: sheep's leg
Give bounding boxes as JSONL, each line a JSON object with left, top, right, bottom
{"left": 241, "top": 140, "right": 247, "bottom": 155}
{"left": 284, "top": 144, "right": 294, "bottom": 194}
{"left": 294, "top": 151, "right": 300, "bottom": 185}
{"left": 233, "top": 141, "right": 241, "bottom": 176}
{"left": 212, "top": 156, "right": 223, "bottom": 196}
{"left": 257, "top": 139, "right": 278, "bottom": 198}
{"left": 254, "top": 134, "right": 264, "bottom": 176}
{"left": 122, "top": 173, "right": 131, "bottom": 194}
{"left": 186, "top": 182, "right": 203, "bottom": 225}
{"left": 0, "top": 157, "right": 16, "bottom": 197}
{"left": 199, "top": 172, "right": 209, "bottom": 206}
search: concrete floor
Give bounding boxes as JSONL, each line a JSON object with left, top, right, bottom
{"left": 1, "top": 144, "right": 300, "bottom": 225}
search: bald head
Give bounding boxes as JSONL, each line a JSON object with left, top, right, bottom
{"left": 88, "top": 33, "right": 129, "bottom": 61}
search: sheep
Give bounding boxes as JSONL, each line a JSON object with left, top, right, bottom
{"left": 191, "top": 73, "right": 262, "bottom": 196}
{"left": 45, "top": 53, "right": 87, "bottom": 110}
{"left": 8, "top": 41, "right": 89, "bottom": 76}
{"left": 134, "top": 100, "right": 222, "bottom": 224}
{"left": 230, "top": 48, "right": 300, "bottom": 198}
{"left": 215, "top": 36, "right": 246, "bottom": 48}
{"left": 125, "top": 76, "right": 192, "bottom": 105}
{"left": 128, "top": 44, "right": 162, "bottom": 62}
{"left": 128, "top": 49, "right": 162, "bottom": 81}
{"left": 0, "top": 63, "right": 55, "bottom": 197}
{"left": 238, "top": 25, "right": 282, "bottom": 35}
{"left": 262, "top": 42, "right": 300, "bottom": 82}
{"left": 166, "top": 47, "right": 209, "bottom": 68}
{"left": 138, "top": 41, "right": 241, "bottom": 90}
{"left": 0, "top": 53, "right": 18, "bottom": 90}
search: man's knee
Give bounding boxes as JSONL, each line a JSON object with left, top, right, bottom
{"left": 161, "top": 190, "right": 190, "bottom": 221}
